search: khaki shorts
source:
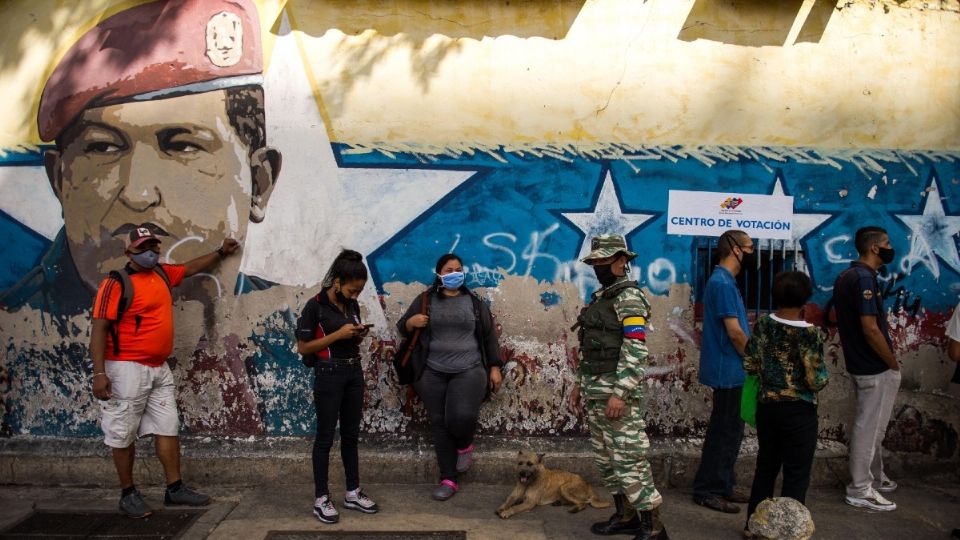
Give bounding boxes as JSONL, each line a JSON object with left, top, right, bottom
{"left": 99, "top": 360, "right": 179, "bottom": 448}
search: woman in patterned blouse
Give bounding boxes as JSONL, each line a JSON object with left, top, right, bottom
{"left": 743, "top": 271, "right": 829, "bottom": 527}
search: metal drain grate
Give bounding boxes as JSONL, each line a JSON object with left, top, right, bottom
{"left": 265, "top": 532, "right": 467, "bottom": 540}
{"left": 0, "top": 510, "right": 205, "bottom": 539}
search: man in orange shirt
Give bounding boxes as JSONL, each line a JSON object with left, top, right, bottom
{"left": 91, "top": 225, "right": 239, "bottom": 518}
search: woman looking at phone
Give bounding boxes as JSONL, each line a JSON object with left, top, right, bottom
{"left": 296, "top": 249, "right": 379, "bottom": 524}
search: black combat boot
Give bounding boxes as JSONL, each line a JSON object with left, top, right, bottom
{"left": 591, "top": 493, "right": 641, "bottom": 535}
{"left": 632, "top": 507, "right": 669, "bottom": 540}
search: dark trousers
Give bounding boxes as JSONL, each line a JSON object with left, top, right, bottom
{"left": 312, "top": 361, "right": 364, "bottom": 498}
{"left": 693, "top": 387, "right": 745, "bottom": 499}
{"left": 746, "top": 400, "right": 818, "bottom": 518}
{"left": 414, "top": 365, "right": 487, "bottom": 482}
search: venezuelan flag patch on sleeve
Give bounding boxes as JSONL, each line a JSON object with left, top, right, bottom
{"left": 623, "top": 316, "right": 646, "bottom": 340}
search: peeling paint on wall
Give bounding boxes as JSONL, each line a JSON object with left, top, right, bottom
{"left": 0, "top": 0, "right": 958, "bottom": 465}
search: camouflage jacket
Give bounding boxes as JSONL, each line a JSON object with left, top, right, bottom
{"left": 576, "top": 277, "right": 650, "bottom": 402}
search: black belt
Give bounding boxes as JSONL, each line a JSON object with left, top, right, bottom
{"left": 320, "top": 356, "right": 361, "bottom": 365}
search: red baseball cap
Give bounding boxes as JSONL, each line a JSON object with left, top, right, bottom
{"left": 127, "top": 225, "right": 161, "bottom": 250}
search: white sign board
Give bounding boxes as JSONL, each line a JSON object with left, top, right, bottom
{"left": 667, "top": 190, "right": 795, "bottom": 240}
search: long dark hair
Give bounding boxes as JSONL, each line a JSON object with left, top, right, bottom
{"left": 321, "top": 249, "right": 368, "bottom": 289}
{"left": 433, "top": 253, "right": 464, "bottom": 290}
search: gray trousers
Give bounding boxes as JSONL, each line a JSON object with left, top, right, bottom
{"left": 846, "top": 368, "right": 901, "bottom": 498}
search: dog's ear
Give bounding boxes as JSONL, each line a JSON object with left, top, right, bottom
{"left": 517, "top": 451, "right": 523, "bottom": 456}
{"left": 537, "top": 453, "right": 545, "bottom": 463}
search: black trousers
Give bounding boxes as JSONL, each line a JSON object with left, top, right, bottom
{"left": 693, "top": 386, "right": 745, "bottom": 499}
{"left": 414, "top": 365, "right": 487, "bottom": 482}
{"left": 312, "top": 361, "right": 364, "bottom": 498}
{"left": 746, "top": 399, "right": 818, "bottom": 519}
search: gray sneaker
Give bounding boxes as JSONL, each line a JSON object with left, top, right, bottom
{"left": 164, "top": 484, "right": 211, "bottom": 506}
{"left": 431, "top": 479, "right": 459, "bottom": 501}
{"left": 119, "top": 490, "right": 153, "bottom": 519}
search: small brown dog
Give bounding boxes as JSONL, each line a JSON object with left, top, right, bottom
{"left": 496, "top": 451, "right": 611, "bottom": 519}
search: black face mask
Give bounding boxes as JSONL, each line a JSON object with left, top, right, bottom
{"left": 727, "top": 235, "right": 756, "bottom": 269}
{"left": 878, "top": 246, "right": 895, "bottom": 265}
{"left": 593, "top": 263, "right": 618, "bottom": 287}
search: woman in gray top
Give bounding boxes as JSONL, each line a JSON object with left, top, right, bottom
{"left": 397, "top": 253, "right": 503, "bottom": 501}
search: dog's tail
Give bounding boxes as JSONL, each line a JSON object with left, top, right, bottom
{"left": 588, "top": 487, "right": 612, "bottom": 509}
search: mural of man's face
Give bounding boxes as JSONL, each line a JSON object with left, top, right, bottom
{"left": 44, "top": 89, "right": 280, "bottom": 294}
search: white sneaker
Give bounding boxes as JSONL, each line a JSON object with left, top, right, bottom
{"left": 343, "top": 488, "right": 379, "bottom": 514}
{"left": 845, "top": 489, "right": 896, "bottom": 511}
{"left": 313, "top": 495, "right": 340, "bottom": 523}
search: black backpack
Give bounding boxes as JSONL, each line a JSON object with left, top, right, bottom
{"left": 105, "top": 266, "right": 172, "bottom": 356}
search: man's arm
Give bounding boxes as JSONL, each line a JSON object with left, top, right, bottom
{"left": 605, "top": 288, "right": 650, "bottom": 418}
{"left": 90, "top": 318, "right": 112, "bottom": 400}
{"left": 723, "top": 317, "right": 749, "bottom": 357}
{"left": 182, "top": 238, "right": 240, "bottom": 277}
{"left": 861, "top": 315, "right": 899, "bottom": 371}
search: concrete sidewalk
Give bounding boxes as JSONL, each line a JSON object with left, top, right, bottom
{"left": 1, "top": 435, "right": 958, "bottom": 538}
{"left": 0, "top": 478, "right": 958, "bottom": 539}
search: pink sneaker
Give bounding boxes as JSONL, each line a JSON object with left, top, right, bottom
{"left": 456, "top": 444, "right": 475, "bottom": 473}
{"left": 432, "top": 479, "right": 458, "bottom": 501}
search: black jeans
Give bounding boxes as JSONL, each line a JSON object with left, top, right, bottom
{"left": 414, "top": 364, "right": 487, "bottom": 482}
{"left": 313, "top": 360, "right": 364, "bottom": 498}
{"left": 693, "top": 387, "right": 745, "bottom": 499}
{"left": 747, "top": 400, "right": 818, "bottom": 519}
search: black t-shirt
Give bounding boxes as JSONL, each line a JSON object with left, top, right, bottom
{"left": 832, "top": 261, "right": 892, "bottom": 375}
{"left": 295, "top": 288, "right": 363, "bottom": 362}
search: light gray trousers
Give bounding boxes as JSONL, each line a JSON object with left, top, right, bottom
{"left": 846, "top": 368, "right": 901, "bottom": 498}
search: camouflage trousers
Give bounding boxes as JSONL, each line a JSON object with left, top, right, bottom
{"left": 586, "top": 397, "right": 662, "bottom": 511}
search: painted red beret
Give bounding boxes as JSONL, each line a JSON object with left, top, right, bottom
{"left": 38, "top": 0, "right": 263, "bottom": 142}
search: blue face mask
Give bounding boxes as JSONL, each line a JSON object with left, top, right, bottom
{"left": 439, "top": 271, "right": 465, "bottom": 290}
{"left": 130, "top": 250, "right": 159, "bottom": 269}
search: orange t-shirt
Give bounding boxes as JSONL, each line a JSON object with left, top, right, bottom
{"left": 92, "top": 264, "right": 186, "bottom": 366}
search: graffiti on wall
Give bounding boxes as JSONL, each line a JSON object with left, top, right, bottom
{"left": 1, "top": 0, "right": 959, "bottom": 443}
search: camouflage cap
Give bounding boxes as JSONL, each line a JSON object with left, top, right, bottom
{"left": 581, "top": 234, "right": 637, "bottom": 264}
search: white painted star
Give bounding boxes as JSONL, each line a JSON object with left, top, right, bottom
{"left": 895, "top": 178, "right": 960, "bottom": 279}
{"left": 771, "top": 177, "right": 833, "bottom": 243}
{"left": 242, "top": 12, "right": 474, "bottom": 289}
{"left": 560, "top": 170, "right": 656, "bottom": 261}
{"left": 0, "top": 166, "right": 61, "bottom": 240}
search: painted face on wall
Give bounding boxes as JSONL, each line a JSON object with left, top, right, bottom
{"left": 44, "top": 89, "right": 279, "bottom": 293}
{"left": 206, "top": 11, "right": 244, "bottom": 67}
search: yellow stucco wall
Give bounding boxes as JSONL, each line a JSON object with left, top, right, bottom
{"left": 2, "top": 0, "right": 957, "bottom": 152}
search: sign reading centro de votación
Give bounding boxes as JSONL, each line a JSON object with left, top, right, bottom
{"left": 667, "top": 190, "right": 795, "bottom": 240}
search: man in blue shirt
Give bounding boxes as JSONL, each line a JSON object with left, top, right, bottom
{"left": 693, "top": 230, "right": 754, "bottom": 513}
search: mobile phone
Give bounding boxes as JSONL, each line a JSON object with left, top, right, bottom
{"left": 363, "top": 323, "right": 375, "bottom": 328}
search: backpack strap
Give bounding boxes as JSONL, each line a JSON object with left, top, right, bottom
{"left": 107, "top": 270, "right": 133, "bottom": 357}
{"left": 154, "top": 264, "right": 172, "bottom": 290}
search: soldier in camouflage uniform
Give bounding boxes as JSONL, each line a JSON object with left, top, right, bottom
{"left": 570, "top": 235, "right": 668, "bottom": 540}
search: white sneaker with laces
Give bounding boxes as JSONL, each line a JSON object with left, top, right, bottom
{"left": 343, "top": 488, "right": 379, "bottom": 514}
{"left": 313, "top": 495, "right": 340, "bottom": 523}
{"left": 845, "top": 489, "right": 896, "bottom": 512}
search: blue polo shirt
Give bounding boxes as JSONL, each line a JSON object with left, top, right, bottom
{"left": 699, "top": 265, "right": 750, "bottom": 388}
